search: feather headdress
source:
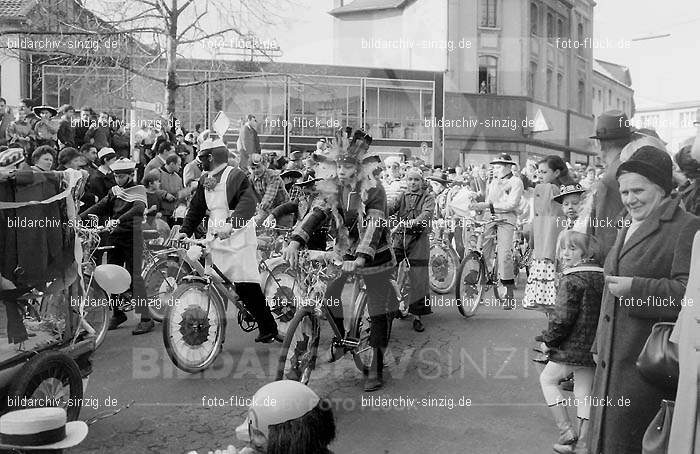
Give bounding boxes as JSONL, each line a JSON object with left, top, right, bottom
{"left": 311, "top": 127, "right": 383, "bottom": 257}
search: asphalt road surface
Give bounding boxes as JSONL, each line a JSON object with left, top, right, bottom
{"left": 74, "top": 278, "right": 562, "bottom": 454}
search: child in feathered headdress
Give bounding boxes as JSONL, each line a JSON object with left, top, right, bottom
{"left": 282, "top": 127, "right": 396, "bottom": 392}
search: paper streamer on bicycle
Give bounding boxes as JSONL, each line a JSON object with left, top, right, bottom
{"left": 208, "top": 219, "right": 261, "bottom": 283}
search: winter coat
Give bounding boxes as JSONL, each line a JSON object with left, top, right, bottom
{"left": 589, "top": 196, "right": 700, "bottom": 454}
{"left": 536, "top": 263, "right": 604, "bottom": 366}
{"left": 388, "top": 188, "right": 435, "bottom": 308}
{"left": 668, "top": 231, "right": 700, "bottom": 454}
{"left": 589, "top": 159, "right": 625, "bottom": 260}
{"left": 531, "top": 183, "right": 565, "bottom": 261}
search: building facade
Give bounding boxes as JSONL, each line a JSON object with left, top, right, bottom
{"left": 592, "top": 59, "right": 634, "bottom": 119}
{"left": 330, "top": 0, "right": 635, "bottom": 167}
{"left": 632, "top": 102, "right": 700, "bottom": 153}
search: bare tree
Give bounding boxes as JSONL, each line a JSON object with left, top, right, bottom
{"left": 0, "top": 0, "right": 290, "bottom": 116}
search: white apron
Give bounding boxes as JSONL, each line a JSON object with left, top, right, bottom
{"left": 204, "top": 166, "right": 261, "bottom": 283}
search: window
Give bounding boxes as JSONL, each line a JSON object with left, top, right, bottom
{"left": 680, "top": 111, "right": 694, "bottom": 128}
{"left": 530, "top": 3, "right": 538, "bottom": 35}
{"left": 616, "top": 98, "right": 620, "bottom": 109}
{"left": 478, "top": 55, "right": 498, "bottom": 94}
{"left": 578, "top": 80, "right": 585, "bottom": 113}
{"left": 528, "top": 61, "right": 537, "bottom": 98}
{"left": 547, "top": 12, "right": 555, "bottom": 39}
{"left": 289, "top": 76, "right": 361, "bottom": 137}
{"left": 622, "top": 100, "right": 627, "bottom": 114}
{"left": 557, "top": 18, "right": 565, "bottom": 38}
{"left": 557, "top": 73, "right": 564, "bottom": 107}
{"left": 480, "top": 0, "right": 497, "bottom": 27}
{"left": 597, "top": 89, "right": 601, "bottom": 101}
{"left": 577, "top": 23, "right": 584, "bottom": 56}
{"left": 546, "top": 68, "right": 553, "bottom": 104}
{"left": 608, "top": 89, "right": 612, "bottom": 105}
{"left": 364, "top": 78, "right": 434, "bottom": 141}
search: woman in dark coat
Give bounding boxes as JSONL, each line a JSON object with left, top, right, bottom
{"left": 589, "top": 146, "right": 700, "bottom": 454}
{"left": 388, "top": 167, "right": 435, "bottom": 332}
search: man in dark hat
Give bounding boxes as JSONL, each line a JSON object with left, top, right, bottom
{"left": 265, "top": 176, "right": 328, "bottom": 250}
{"left": 80, "top": 158, "right": 154, "bottom": 334}
{"left": 286, "top": 150, "right": 305, "bottom": 171}
{"left": 588, "top": 110, "right": 633, "bottom": 258}
{"left": 472, "top": 153, "right": 523, "bottom": 309}
{"left": 280, "top": 169, "right": 302, "bottom": 194}
{"left": 177, "top": 138, "right": 280, "bottom": 343}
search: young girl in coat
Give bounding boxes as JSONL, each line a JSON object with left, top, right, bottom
{"left": 536, "top": 230, "right": 604, "bottom": 454}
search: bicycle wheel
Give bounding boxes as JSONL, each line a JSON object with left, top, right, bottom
{"left": 263, "top": 263, "right": 303, "bottom": 338}
{"left": 7, "top": 352, "right": 83, "bottom": 420}
{"left": 429, "top": 244, "right": 459, "bottom": 294}
{"left": 163, "top": 282, "right": 226, "bottom": 373}
{"left": 275, "top": 309, "right": 320, "bottom": 384}
{"left": 349, "top": 289, "right": 372, "bottom": 374}
{"left": 143, "top": 253, "right": 193, "bottom": 322}
{"left": 79, "top": 278, "right": 110, "bottom": 350}
{"left": 455, "top": 252, "right": 486, "bottom": 318}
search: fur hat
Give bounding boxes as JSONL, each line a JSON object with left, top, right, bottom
{"left": 617, "top": 145, "right": 674, "bottom": 195}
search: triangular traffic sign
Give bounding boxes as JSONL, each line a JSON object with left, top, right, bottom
{"left": 532, "top": 109, "right": 551, "bottom": 133}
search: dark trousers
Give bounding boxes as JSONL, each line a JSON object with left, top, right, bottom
{"left": 324, "top": 268, "right": 396, "bottom": 349}
{"left": 453, "top": 224, "right": 465, "bottom": 259}
{"left": 107, "top": 233, "right": 148, "bottom": 319}
{"left": 234, "top": 282, "right": 277, "bottom": 335}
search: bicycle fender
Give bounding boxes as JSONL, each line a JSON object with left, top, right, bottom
{"left": 181, "top": 275, "right": 209, "bottom": 284}
{"left": 261, "top": 256, "right": 287, "bottom": 272}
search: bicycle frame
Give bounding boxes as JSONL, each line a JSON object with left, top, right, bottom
{"left": 291, "top": 252, "right": 364, "bottom": 350}
{"left": 173, "top": 245, "right": 256, "bottom": 325}
{"left": 465, "top": 217, "right": 515, "bottom": 285}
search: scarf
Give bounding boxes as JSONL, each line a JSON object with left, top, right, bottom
{"left": 111, "top": 184, "right": 147, "bottom": 205}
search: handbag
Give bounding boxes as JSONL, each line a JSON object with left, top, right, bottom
{"left": 636, "top": 322, "right": 679, "bottom": 390}
{"left": 642, "top": 399, "right": 674, "bottom": 454}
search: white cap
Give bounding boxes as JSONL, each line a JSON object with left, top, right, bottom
{"left": 235, "top": 380, "right": 320, "bottom": 442}
{"left": 199, "top": 138, "right": 226, "bottom": 152}
{"left": 111, "top": 158, "right": 136, "bottom": 173}
{"left": 98, "top": 147, "right": 116, "bottom": 160}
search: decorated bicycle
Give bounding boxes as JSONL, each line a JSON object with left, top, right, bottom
{"left": 281, "top": 127, "right": 397, "bottom": 392}
{"left": 0, "top": 160, "right": 96, "bottom": 420}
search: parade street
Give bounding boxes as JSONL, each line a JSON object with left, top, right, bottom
{"left": 75, "top": 283, "right": 560, "bottom": 454}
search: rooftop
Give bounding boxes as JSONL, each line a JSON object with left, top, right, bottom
{"left": 593, "top": 59, "right": 632, "bottom": 87}
{"left": 329, "top": 0, "right": 416, "bottom": 16}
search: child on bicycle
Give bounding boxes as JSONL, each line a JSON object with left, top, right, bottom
{"left": 535, "top": 230, "right": 604, "bottom": 454}
{"left": 79, "top": 158, "right": 154, "bottom": 335}
{"left": 264, "top": 175, "right": 329, "bottom": 251}
{"left": 282, "top": 128, "right": 396, "bottom": 392}
{"left": 389, "top": 167, "right": 435, "bottom": 332}
{"left": 142, "top": 170, "right": 175, "bottom": 240}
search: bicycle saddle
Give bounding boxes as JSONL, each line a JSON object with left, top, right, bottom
{"left": 93, "top": 264, "right": 132, "bottom": 294}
